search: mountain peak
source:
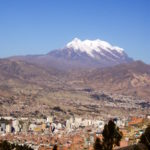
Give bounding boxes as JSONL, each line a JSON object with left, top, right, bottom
{"left": 48, "top": 38, "right": 132, "bottom": 69}
{"left": 66, "top": 38, "right": 124, "bottom": 57}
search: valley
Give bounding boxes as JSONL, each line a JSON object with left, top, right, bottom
{"left": 0, "top": 39, "right": 150, "bottom": 120}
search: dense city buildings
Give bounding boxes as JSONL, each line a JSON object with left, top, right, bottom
{"left": 0, "top": 114, "right": 150, "bottom": 150}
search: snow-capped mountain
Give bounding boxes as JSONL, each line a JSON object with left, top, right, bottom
{"left": 10, "top": 38, "right": 133, "bottom": 70}
{"left": 49, "top": 38, "right": 133, "bottom": 68}
{"left": 66, "top": 38, "right": 124, "bottom": 58}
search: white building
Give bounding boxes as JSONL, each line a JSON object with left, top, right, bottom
{"left": 36, "top": 119, "right": 46, "bottom": 124}
{"left": 0, "top": 123, "right": 6, "bottom": 133}
{"left": 47, "top": 116, "right": 53, "bottom": 123}
{"left": 74, "top": 117, "right": 82, "bottom": 127}
{"left": 114, "top": 118, "right": 126, "bottom": 127}
{"left": 56, "top": 123, "right": 62, "bottom": 129}
{"left": 0, "top": 116, "right": 14, "bottom": 120}
{"left": 29, "top": 124, "right": 37, "bottom": 131}
{"left": 66, "top": 119, "right": 73, "bottom": 129}
{"left": 12, "top": 120, "right": 20, "bottom": 133}
{"left": 6, "top": 124, "right": 11, "bottom": 133}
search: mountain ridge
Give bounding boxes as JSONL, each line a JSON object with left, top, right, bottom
{"left": 0, "top": 38, "right": 150, "bottom": 117}
{"left": 9, "top": 38, "right": 133, "bottom": 70}
{"left": 0, "top": 58, "right": 150, "bottom": 117}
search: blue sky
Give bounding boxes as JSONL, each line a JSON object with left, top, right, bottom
{"left": 0, "top": 0, "right": 150, "bottom": 63}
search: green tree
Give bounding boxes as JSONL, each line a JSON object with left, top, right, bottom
{"left": 140, "top": 125, "right": 150, "bottom": 150}
{"left": 0, "top": 140, "right": 33, "bottom": 150}
{"left": 15, "top": 144, "right": 33, "bottom": 150}
{"left": 0, "top": 140, "right": 11, "bottom": 150}
{"left": 93, "top": 138, "right": 103, "bottom": 150}
{"left": 53, "top": 144, "right": 58, "bottom": 150}
{"left": 102, "top": 120, "right": 122, "bottom": 150}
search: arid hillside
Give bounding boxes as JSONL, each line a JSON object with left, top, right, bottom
{"left": 0, "top": 58, "right": 150, "bottom": 118}
{"left": 83, "top": 61, "right": 150, "bottom": 99}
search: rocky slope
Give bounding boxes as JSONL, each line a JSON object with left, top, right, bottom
{"left": 82, "top": 61, "right": 150, "bottom": 99}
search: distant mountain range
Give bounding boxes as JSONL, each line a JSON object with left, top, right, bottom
{"left": 10, "top": 38, "right": 133, "bottom": 70}
{"left": 1, "top": 38, "right": 150, "bottom": 98}
{"left": 0, "top": 38, "right": 150, "bottom": 117}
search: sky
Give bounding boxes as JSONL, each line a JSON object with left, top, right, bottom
{"left": 0, "top": 0, "right": 150, "bottom": 63}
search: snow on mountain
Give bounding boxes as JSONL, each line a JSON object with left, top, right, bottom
{"left": 47, "top": 38, "right": 133, "bottom": 69}
{"left": 66, "top": 38, "right": 124, "bottom": 58}
{"left": 11, "top": 38, "right": 133, "bottom": 70}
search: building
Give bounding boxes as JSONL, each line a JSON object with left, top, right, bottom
{"left": 12, "top": 119, "right": 20, "bottom": 133}
{"left": 6, "top": 124, "right": 11, "bottom": 133}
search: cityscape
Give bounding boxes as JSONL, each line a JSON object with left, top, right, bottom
{"left": 0, "top": 114, "right": 150, "bottom": 150}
